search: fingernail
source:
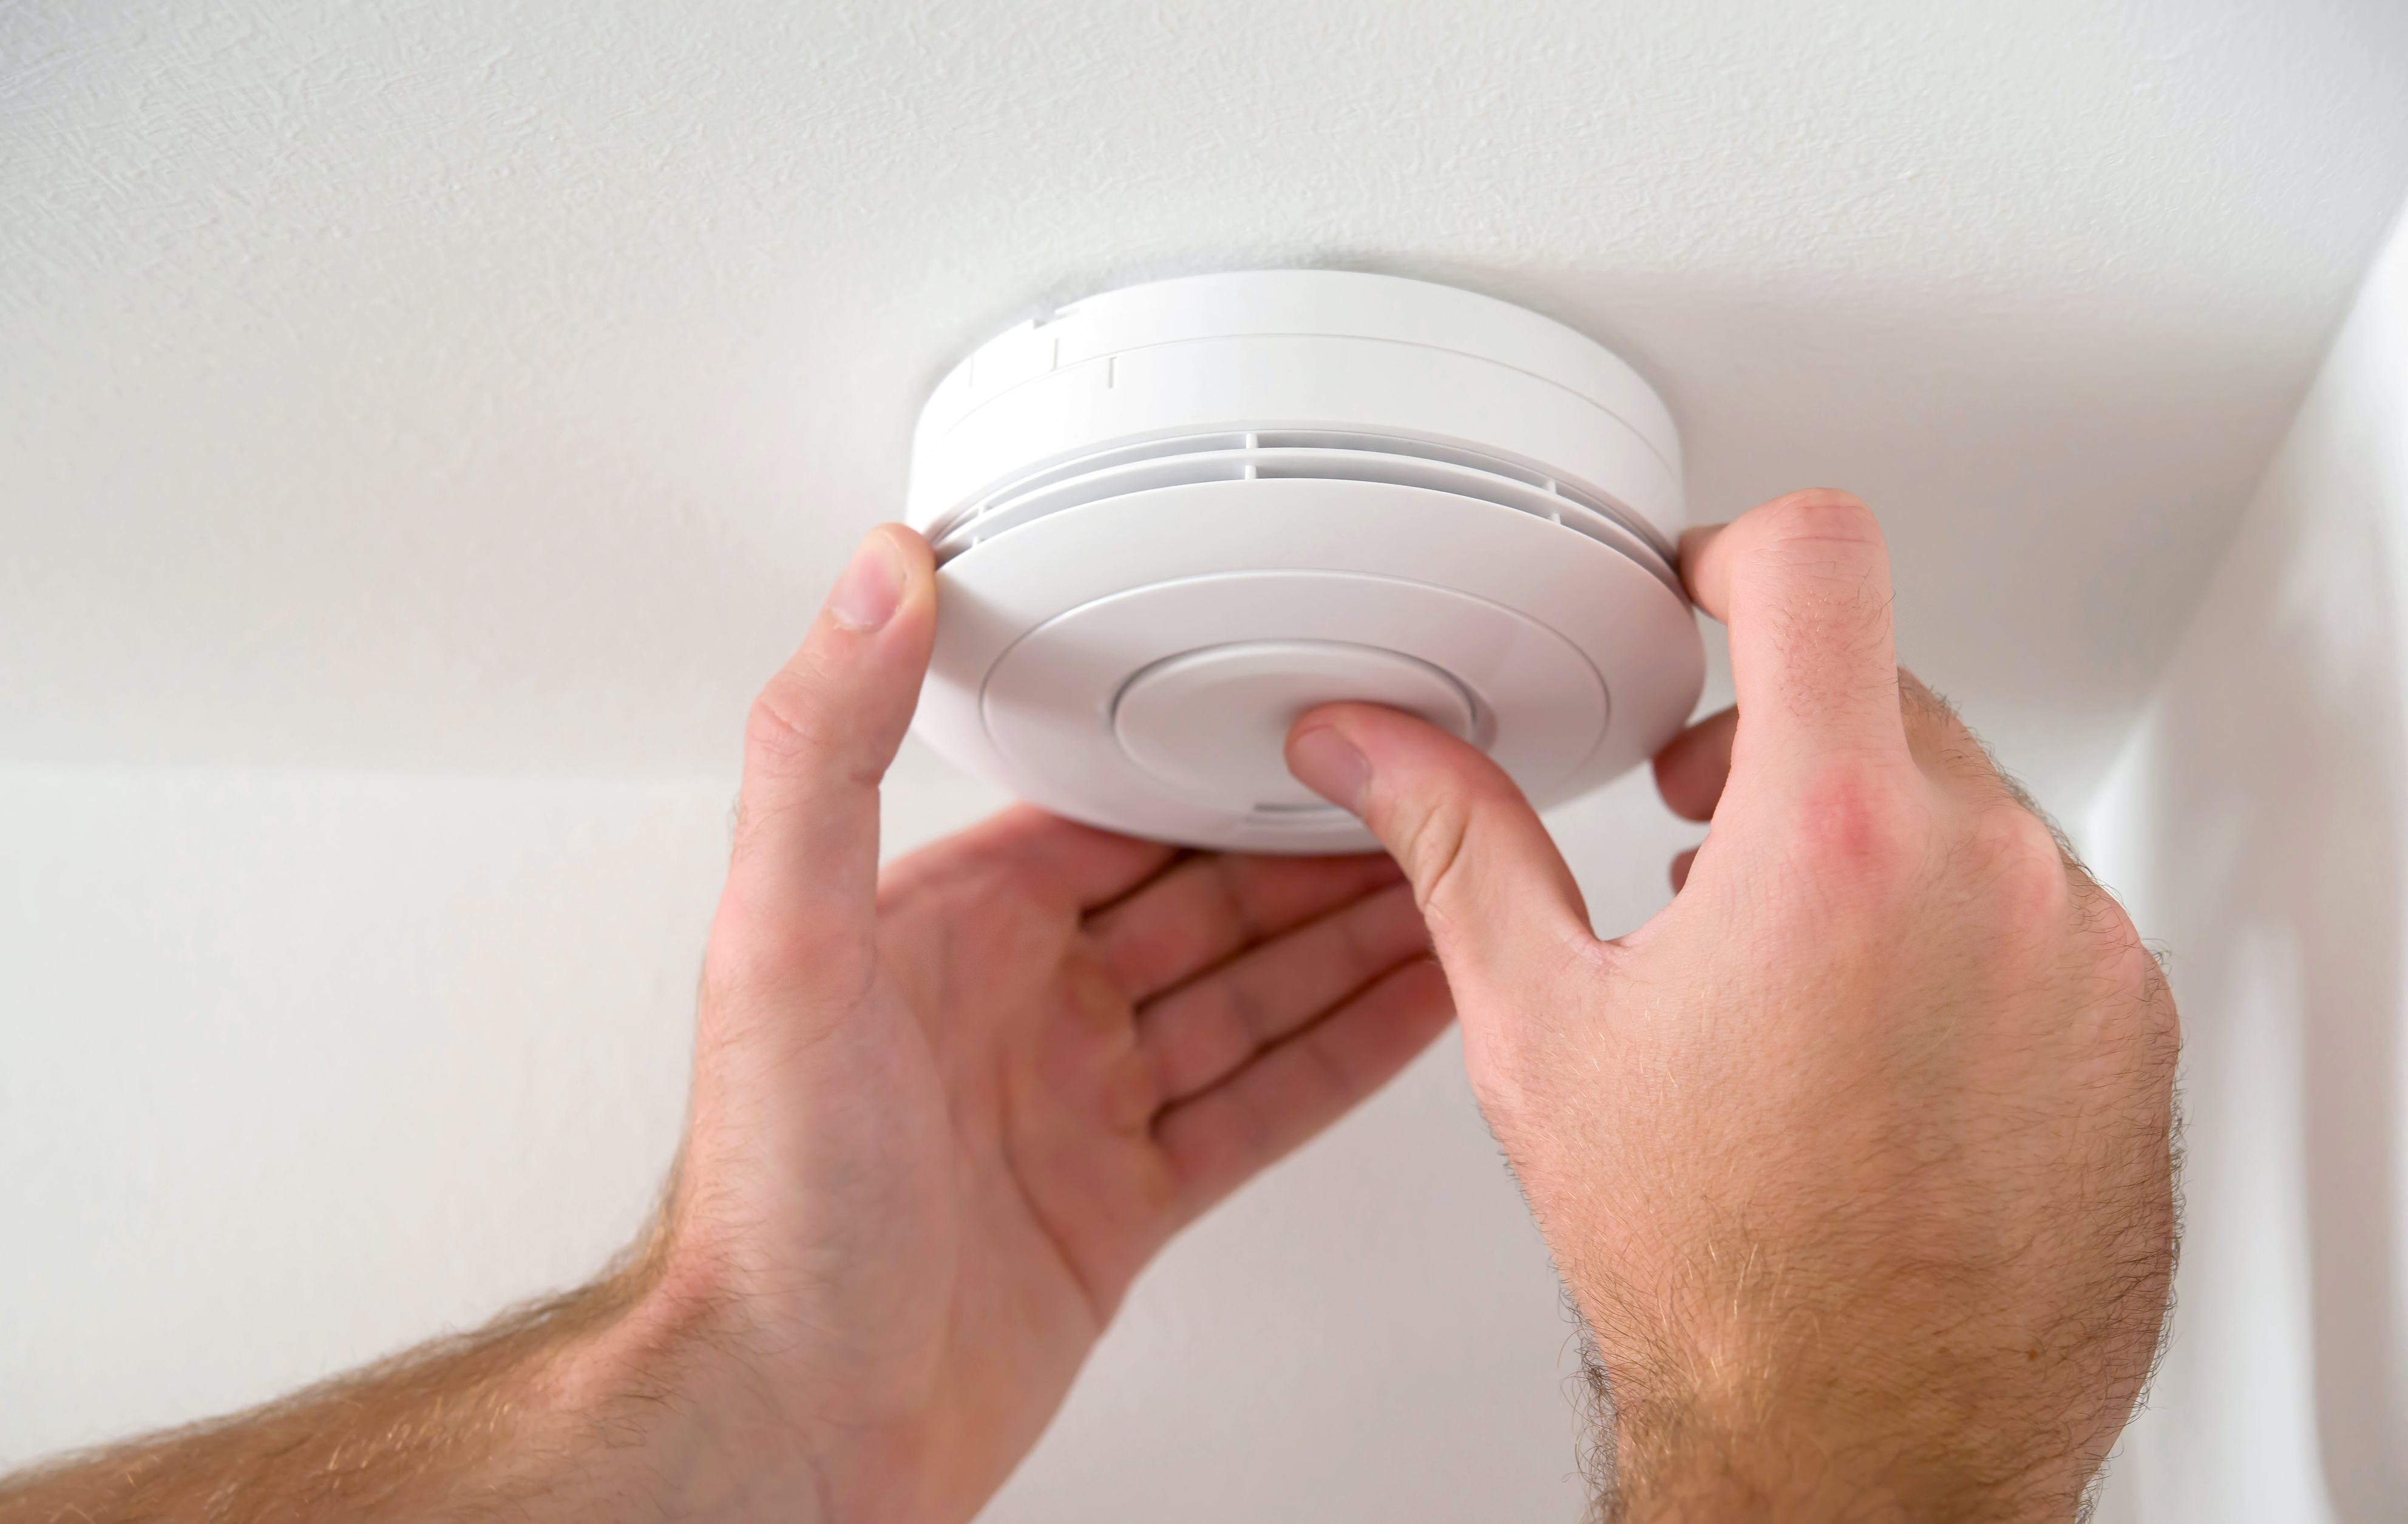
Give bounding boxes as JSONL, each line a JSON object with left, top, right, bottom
{"left": 1287, "top": 726, "right": 1373, "bottom": 814}
{"left": 829, "top": 532, "right": 904, "bottom": 631}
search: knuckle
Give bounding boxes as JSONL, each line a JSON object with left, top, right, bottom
{"left": 742, "top": 662, "right": 836, "bottom": 781}
{"left": 1785, "top": 765, "right": 1922, "bottom": 886}
{"left": 1750, "top": 488, "right": 1882, "bottom": 553}
{"left": 1967, "top": 803, "right": 2078, "bottom": 930}
{"left": 2072, "top": 879, "right": 2177, "bottom": 1025}
{"left": 1729, "top": 492, "right": 1893, "bottom": 654}
{"left": 1385, "top": 780, "right": 1518, "bottom": 934}
{"left": 1991, "top": 802, "right": 2071, "bottom": 877}
{"left": 1396, "top": 795, "right": 1475, "bottom": 917}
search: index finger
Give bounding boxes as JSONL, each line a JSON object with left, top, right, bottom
{"left": 1680, "top": 490, "right": 1910, "bottom": 779}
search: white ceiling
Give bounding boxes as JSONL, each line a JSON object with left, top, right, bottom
{"left": 7, "top": 0, "right": 2407, "bottom": 811}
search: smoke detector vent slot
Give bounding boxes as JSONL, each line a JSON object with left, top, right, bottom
{"left": 903, "top": 270, "right": 1701, "bottom": 853}
{"left": 929, "top": 435, "right": 1678, "bottom": 597}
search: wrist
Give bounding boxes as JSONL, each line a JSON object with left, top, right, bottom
{"left": 1570, "top": 1297, "right": 2088, "bottom": 1524}
{"left": 541, "top": 1253, "right": 846, "bottom": 1524}
{"left": 1603, "top": 1400, "right": 2080, "bottom": 1524}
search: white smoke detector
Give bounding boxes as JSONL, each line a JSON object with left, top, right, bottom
{"left": 905, "top": 270, "right": 1703, "bottom": 854}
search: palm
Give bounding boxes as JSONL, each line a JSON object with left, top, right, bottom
{"left": 859, "top": 806, "right": 1446, "bottom": 1497}
{"left": 687, "top": 800, "right": 1450, "bottom": 1520}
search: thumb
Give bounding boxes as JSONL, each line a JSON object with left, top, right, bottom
{"left": 1287, "top": 702, "right": 1593, "bottom": 993}
{"left": 1678, "top": 489, "right": 1910, "bottom": 785}
{"left": 713, "top": 523, "right": 937, "bottom": 998}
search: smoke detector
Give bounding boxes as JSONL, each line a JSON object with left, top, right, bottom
{"left": 904, "top": 270, "right": 1702, "bottom": 854}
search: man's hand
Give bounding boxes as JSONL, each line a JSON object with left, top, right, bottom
{"left": 1287, "top": 490, "right": 2179, "bottom": 1521}
{"left": 611, "top": 523, "right": 1454, "bottom": 1520}
{"left": 0, "top": 525, "right": 1452, "bottom": 1523}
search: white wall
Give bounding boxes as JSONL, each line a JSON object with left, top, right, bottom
{"left": 9, "top": 0, "right": 2407, "bottom": 815}
{"left": 2084, "top": 208, "right": 2408, "bottom": 1522}
{"left": 0, "top": 767, "right": 730, "bottom": 1455}
{"left": 0, "top": 735, "right": 1712, "bottom": 1519}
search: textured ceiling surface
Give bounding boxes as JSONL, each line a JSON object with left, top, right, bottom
{"left": 7, "top": 0, "right": 2408, "bottom": 811}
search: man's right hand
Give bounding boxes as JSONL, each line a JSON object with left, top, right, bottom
{"left": 1287, "top": 489, "right": 2179, "bottom": 1520}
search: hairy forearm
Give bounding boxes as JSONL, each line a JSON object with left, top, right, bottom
{"left": 1, "top": 1284, "right": 624, "bottom": 1522}
{"left": 1598, "top": 1412, "right": 2076, "bottom": 1524}
{"left": 0, "top": 1236, "right": 816, "bottom": 1524}
{"left": 1558, "top": 1263, "right": 2102, "bottom": 1524}
{"left": 1572, "top": 1322, "right": 2099, "bottom": 1524}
